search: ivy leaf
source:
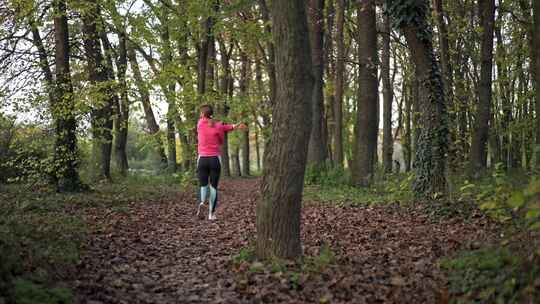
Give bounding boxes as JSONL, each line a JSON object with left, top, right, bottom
{"left": 507, "top": 191, "right": 525, "bottom": 209}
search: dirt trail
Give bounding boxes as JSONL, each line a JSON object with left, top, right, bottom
{"left": 74, "top": 178, "right": 493, "bottom": 304}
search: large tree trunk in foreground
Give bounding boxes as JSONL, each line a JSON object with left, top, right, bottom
{"left": 256, "top": 0, "right": 313, "bottom": 260}
{"left": 469, "top": 0, "right": 495, "bottom": 172}
{"left": 333, "top": 0, "right": 345, "bottom": 168}
{"left": 352, "top": 0, "right": 378, "bottom": 187}
{"left": 307, "top": 0, "right": 328, "bottom": 168}
{"left": 534, "top": 0, "right": 540, "bottom": 168}
{"left": 53, "top": 0, "right": 83, "bottom": 192}
{"left": 388, "top": 0, "right": 449, "bottom": 197}
{"left": 81, "top": 0, "right": 113, "bottom": 181}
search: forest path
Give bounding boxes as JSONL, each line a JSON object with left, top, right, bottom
{"left": 74, "top": 178, "right": 492, "bottom": 304}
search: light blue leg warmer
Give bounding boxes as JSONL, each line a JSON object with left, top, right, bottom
{"left": 209, "top": 186, "right": 217, "bottom": 213}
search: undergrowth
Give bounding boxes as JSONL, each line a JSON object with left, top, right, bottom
{"left": 0, "top": 172, "right": 187, "bottom": 304}
{"left": 303, "top": 165, "right": 540, "bottom": 303}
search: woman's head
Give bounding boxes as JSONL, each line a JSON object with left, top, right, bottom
{"left": 200, "top": 104, "right": 213, "bottom": 119}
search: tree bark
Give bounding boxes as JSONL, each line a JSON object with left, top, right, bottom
{"left": 352, "top": 0, "right": 378, "bottom": 187}
{"left": 53, "top": 0, "right": 84, "bottom": 191}
{"left": 160, "top": 7, "right": 177, "bottom": 173}
{"left": 240, "top": 51, "right": 250, "bottom": 176}
{"left": 333, "top": 0, "right": 345, "bottom": 168}
{"left": 403, "top": 75, "right": 412, "bottom": 172}
{"left": 127, "top": 43, "right": 168, "bottom": 166}
{"left": 81, "top": 0, "right": 113, "bottom": 181}
{"left": 307, "top": 0, "right": 328, "bottom": 168}
{"left": 534, "top": 0, "right": 540, "bottom": 168}
{"left": 469, "top": 0, "right": 495, "bottom": 172}
{"left": 382, "top": 13, "right": 393, "bottom": 174}
{"left": 256, "top": 0, "right": 313, "bottom": 260}
{"left": 218, "top": 38, "right": 233, "bottom": 176}
{"left": 389, "top": 0, "right": 449, "bottom": 197}
{"left": 258, "top": 0, "right": 277, "bottom": 107}
{"left": 100, "top": 30, "right": 129, "bottom": 176}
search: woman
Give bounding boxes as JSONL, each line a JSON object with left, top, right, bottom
{"left": 197, "top": 104, "right": 247, "bottom": 220}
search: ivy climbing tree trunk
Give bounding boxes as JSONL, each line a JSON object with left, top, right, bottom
{"left": 81, "top": 0, "right": 113, "bottom": 181}
{"left": 352, "top": 0, "right": 378, "bottom": 187}
{"left": 307, "top": 0, "right": 328, "bottom": 168}
{"left": 388, "top": 0, "right": 449, "bottom": 197}
{"left": 382, "top": 12, "right": 393, "bottom": 175}
{"left": 333, "top": 0, "right": 345, "bottom": 168}
{"left": 256, "top": 0, "right": 313, "bottom": 260}
{"left": 469, "top": 0, "right": 495, "bottom": 172}
{"left": 52, "top": 0, "right": 84, "bottom": 192}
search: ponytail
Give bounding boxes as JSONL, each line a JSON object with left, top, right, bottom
{"left": 200, "top": 104, "right": 215, "bottom": 127}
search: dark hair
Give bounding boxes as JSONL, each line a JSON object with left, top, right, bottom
{"left": 200, "top": 104, "right": 215, "bottom": 127}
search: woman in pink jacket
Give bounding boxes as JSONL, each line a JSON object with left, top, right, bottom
{"left": 197, "top": 104, "right": 247, "bottom": 220}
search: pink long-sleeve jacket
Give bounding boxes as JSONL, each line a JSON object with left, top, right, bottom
{"left": 197, "top": 118, "right": 235, "bottom": 157}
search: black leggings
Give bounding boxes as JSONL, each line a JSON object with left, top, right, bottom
{"left": 197, "top": 156, "right": 221, "bottom": 188}
{"left": 198, "top": 156, "right": 221, "bottom": 213}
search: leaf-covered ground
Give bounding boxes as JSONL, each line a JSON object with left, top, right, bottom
{"left": 74, "top": 178, "right": 495, "bottom": 303}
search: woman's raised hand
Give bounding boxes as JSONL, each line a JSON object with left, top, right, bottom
{"left": 235, "top": 123, "right": 248, "bottom": 131}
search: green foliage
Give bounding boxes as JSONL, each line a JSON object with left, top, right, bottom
{"left": 441, "top": 247, "right": 539, "bottom": 303}
{"left": 304, "top": 164, "right": 349, "bottom": 187}
{"left": 0, "top": 118, "right": 54, "bottom": 184}
{"left": 455, "top": 166, "right": 540, "bottom": 229}
{"left": 233, "top": 246, "right": 256, "bottom": 264}
{"left": 12, "top": 278, "right": 72, "bottom": 304}
{"left": 304, "top": 169, "right": 413, "bottom": 206}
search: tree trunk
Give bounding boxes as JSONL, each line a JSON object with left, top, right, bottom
{"left": 469, "top": 0, "right": 495, "bottom": 172}
{"left": 81, "top": 0, "right": 113, "bottom": 181}
{"left": 307, "top": 0, "right": 328, "bottom": 168}
{"left": 160, "top": 8, "right": 177, "bottom": 173}
{"left": 232, "top": 145, "right": 241, "bottom": 177}
{"left": 256, "top": 0, "right": 313, "bottom": 260}
{"left": 382, "top": 13, "right": 393, "bottom": 174}
{"left": 127, "top": 43, "right": 168, "bottom": 166}
{"left": 114, "top": 34, "right": 129, "bottom": 176}
{"left": 495, "top": 24, "right": 512, "bottom": 169}
{"left": 218, "top": 38, "right": 233, "bottom": 177}
{"left": 534, "top": 0, "right": 540, "bottom": 168}
{"left": 255, "top": 128, "right": 261, "bottom": 171}
{"left": 101, "top": 30, "right": 129, "bottom": 176}
{"left": 433, "top": 0, "right": 455, "bottom": 168}
{"left": 258, "top": 0, "right": 277, "bottom": 107}
{"left": 352, "top": 0, "right": 378, "bottom": 187}
{"left": 388, "top": 0, "right": 449, "bottom": 197}
{"left": 403, "top": 76, "right": 412, "bottom": 172}
{"left": 53, "top": 0, "right": 83, "bottom": 192}
{"left": 333, "top": 0, "right": 345, "bottom": 168}
{"left": 240, "top": 51, "right": 250, "bottom": 176}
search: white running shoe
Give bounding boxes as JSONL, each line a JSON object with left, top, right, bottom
{"left": 196, "top": 202, "right": 204, "bottom": 216}
{"left": 208, "top": 209, "right": 217, "bottom": 220}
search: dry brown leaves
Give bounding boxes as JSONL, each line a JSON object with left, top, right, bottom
{"left": 73, "top": 178, "right": 494, "bottom": 304}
